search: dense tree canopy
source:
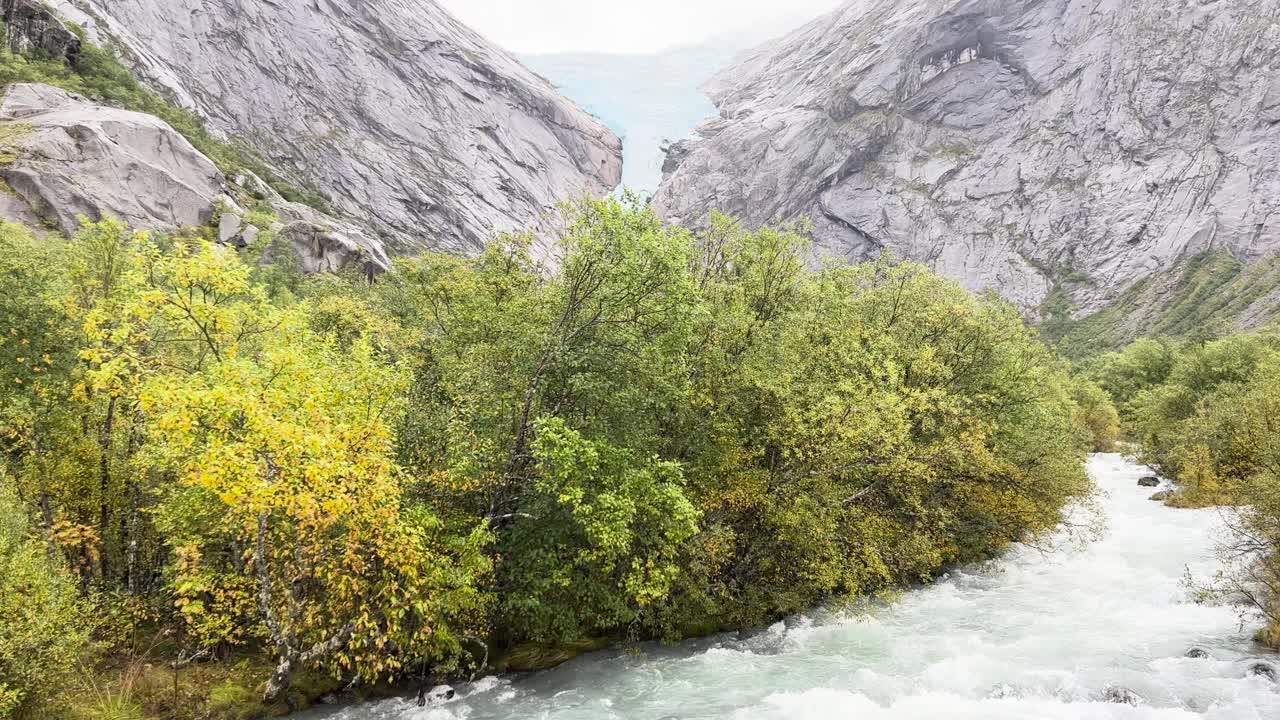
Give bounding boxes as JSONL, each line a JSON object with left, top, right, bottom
{"left": 0, "top": 201, "right": 1102, "bottom": 717}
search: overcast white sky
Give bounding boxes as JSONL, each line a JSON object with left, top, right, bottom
{"left": 438, "top": 0, "right": 844, "bottom": 55}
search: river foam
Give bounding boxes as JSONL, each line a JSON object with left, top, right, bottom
{"left": 304, "top": 454, "right": 1279, "bottom": 719}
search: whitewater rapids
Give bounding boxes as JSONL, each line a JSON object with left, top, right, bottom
{"left": 305, "top": 454, "right": 1279, "bottom": 719}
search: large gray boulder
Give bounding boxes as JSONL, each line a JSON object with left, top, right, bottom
{"left": 0, "top": 83, "right": 390, "bottom": 274}
{"left": 49, "top": 0, "right": 623, "bottom": 258}
{"left": 654, "top": 0, "right": 1280, "bottom": 318}
{"left": 275, "top": 201, "right": 391, "bottom": 276}
{"left": 0, "top": 82, "right": 222, "bottom": 234}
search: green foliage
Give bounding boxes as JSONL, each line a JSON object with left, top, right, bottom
{"left": 1070, "top": 378, "right": 1121, "bottom": 452}
{"left": 374, "top": 200, "right": 1092, "bottom": 645}
{"left": 0, "top": 203, "right": 1098, "bottom": 714}
{"left": 503, "top": 418, "right": 699, "bottom": 643}
{"left": 1114, "top": 329, "right": 1280, "bottom": 645}
{"left": 0, "top": 477, "right": 94, "bottom": 719}
{"left": 1126, "top": 333, "right": 1280, "bottom": 484}
{"left": 1048, "top": 252, "right": 1280, "bottom": 356}
{"left": 1086, "top": 337, "right": 1180, "bottom": 425}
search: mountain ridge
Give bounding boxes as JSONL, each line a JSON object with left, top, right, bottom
{"left": 654, "top": 0, "right": 1280, "bottom": 336}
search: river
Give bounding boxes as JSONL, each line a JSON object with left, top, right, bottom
{"left": 304, "top": 454, "right": 1279, "bottom": 719}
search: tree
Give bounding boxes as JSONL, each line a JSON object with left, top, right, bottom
{"left": 1070, "top": 378, "right": 1121, "bottom": 452}
{"left": 92, "top": 240, "right": 492, "bottom": 700}
{"left": 0, "top": 475, "right": 93, "bottom": 719}
{"left": 499, "top": 418, "right": 698, "bottom": 643}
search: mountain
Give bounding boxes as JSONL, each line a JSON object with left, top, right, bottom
{"left": 654, "top": 0, "right": 1280, "bottom": 340}
{"left": 46, "top": 0, "right": 623, "bottom": 258}
{"left": 522, "top": 12, "right": 824, "bottom": 196}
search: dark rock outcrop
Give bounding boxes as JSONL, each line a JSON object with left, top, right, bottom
{"left": 1248, "top": 662, "right": 1278, "bottom": 682}
{"left": 1185, "top": 647, "right": 1210, "bottom": 659}
{"left": 2, "top": 0, "right": 80, "bottom": 65}
{"left": 49, "top": 0, "right": 623, "bottom": 258}
{"left": 1138, "top": 476, "right": 1160, "bottom": 488}
{"left": 655, "top": 0, "right": 1280, "bottom": 318}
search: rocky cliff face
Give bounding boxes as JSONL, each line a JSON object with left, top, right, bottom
{"left": 0, "top": 81, "right": 392, "bottom": 273}
{"left": 655, "top": 0, "right": 1280, "bottom": 317}
{"left": 49, "top": 0, "right": 623, "bottom": 257}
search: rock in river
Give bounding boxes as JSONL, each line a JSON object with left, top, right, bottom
{"left": 1102, "top": 686, "right": 1144, "bottom": 705}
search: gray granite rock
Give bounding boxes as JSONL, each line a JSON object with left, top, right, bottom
{"left": 1102, "top": 686, "right": 1144, "bottom": 706}
{"left": 217, "top": 210, "right": 242, "bottom": 245}
{"left": 49, "top": 0, "right": 623, "bottom": 258}
{"left": 654, "top": 0, "right": 1280, "bottom": 316}
{"left": 0, "top": 83, "right": 222, "bottom": 234}
{"left": 274, "top": 200, "right": 391, "bottom": 276}
{"left": 0, "top": 83, "right": 390, "bottom": 274}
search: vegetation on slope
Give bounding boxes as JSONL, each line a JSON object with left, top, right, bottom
{"left": 0, "top": 200, "right": 1106, "bottom": 718}
{"left": 0, "top": 29, "right": 328, "bottom": 208}
{"left": 1046, "top": 252, "right": 1280, "bottom": 358}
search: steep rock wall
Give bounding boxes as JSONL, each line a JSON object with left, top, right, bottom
{"left": 655, "top": 0, "right": 1280, "bottom": 317}
{"left": 50, "top": 0, "right": 623, "bottom": 257}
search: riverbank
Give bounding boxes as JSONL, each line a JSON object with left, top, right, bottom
{"left": 296, "top": 454, "right": 1280, "bottom": 719}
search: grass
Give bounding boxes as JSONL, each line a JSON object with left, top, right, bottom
{"left": 0, "top": 121, "right": 33, "bottom": 165}
{"left": 65, "top": 651, "right": 344, "bottom": 720}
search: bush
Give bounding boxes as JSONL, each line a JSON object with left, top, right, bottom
{"left": 0, "top": 205, "right": 1100, "bottom": 711}
{"left": 0, "top": 477, "right": 95, "bottom": 719}
{"left": 1071, "top": 378, "right": 1121, "bottom": 452}
{"left": 1115, "top": 329, "right": 1280, "bottom": 645}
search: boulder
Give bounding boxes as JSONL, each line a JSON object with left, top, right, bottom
{"left": 217, "top": 211, "right": 243, "bottom": 246}
{"left": 0, "top": 83, "right": 388, "bottom": 275}
{"left": 274, "top": 201, "right": 390, "bottom": 276}
{"left": 1248, "top": 662, "right": 1277, "bottom": 682}
{"left": 1101, "top": 686, "right": 1144, "bottom": 705}
{"left": 2, "top": 0, "right": 80, "bottom": 65}
{"left": 1185, "top": 647, "right": 1210, "bottom": 659}
{"left": 0, "top": 83, "right": 222, "bottom": 235}
{"left": 419, "top": 684, "right": 455, "bottom": 706}
{"left": 1138, "top": 477, "right": 1160, "bottom": 488}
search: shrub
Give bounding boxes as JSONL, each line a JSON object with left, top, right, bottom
{"left": 0, "top": 477, "right": 95, "bottom": 719}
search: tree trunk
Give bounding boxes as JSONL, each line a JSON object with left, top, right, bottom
{"left": 98, "top": 394, "right": 117, "bottom": 582}
{"left": 262, "top": 652, "right": 295, "bottom": 703}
